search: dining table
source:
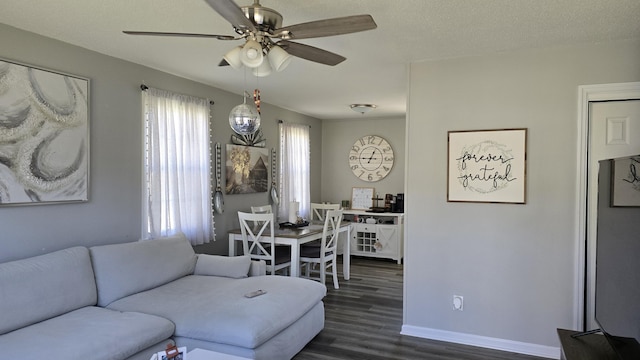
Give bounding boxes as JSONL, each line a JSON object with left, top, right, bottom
{"left": 228, "top": 222, "right": 352, "bottom": 279}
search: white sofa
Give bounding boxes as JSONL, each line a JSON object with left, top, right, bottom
{"left": 0, "top": 234, "right": 326, "bottom": 360}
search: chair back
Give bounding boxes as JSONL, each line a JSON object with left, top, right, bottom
{"left": 238, "top": 211, "right": 276, "bottom": 264}
{"left": 251, "top": 205, "right": 272, "bottom": 225}
{"left": 321, "top": 209, "right": 343, "bottom": 258}
{"left": 251, "top": 205, "right": 272, "bottom": 214}
{"left": 310, "top": 203, "right": 341, "bottom": 222}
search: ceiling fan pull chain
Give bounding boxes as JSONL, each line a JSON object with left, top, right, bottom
{"left": 254, "top": 89, "right": 261, "bottom": 114}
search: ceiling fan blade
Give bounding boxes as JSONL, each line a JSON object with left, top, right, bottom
{"left": 203, "top": 0, "right": 256, "bottom": 32}
{"left": 219, "top": 58, "right": 230, "bottom": 66}
{"left": 275, "top": 15, "right": 376, "bottom": 40}
{"left": 277, "top": 40, "right": 346, "bottom": 66}
{"left": 123, "top": 31, "right": 236, "bottom": 40}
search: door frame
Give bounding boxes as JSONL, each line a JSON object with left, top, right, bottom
{"left": 574, "top": 82, "right": 640, "bottom": 330}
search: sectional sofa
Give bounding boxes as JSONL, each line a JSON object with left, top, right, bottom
{"left": 0, "top": 234, "right": 326, "bottom": 359}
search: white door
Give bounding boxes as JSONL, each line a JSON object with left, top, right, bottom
{"left": 586, "top": 100, "right": 640, "bottom": 331}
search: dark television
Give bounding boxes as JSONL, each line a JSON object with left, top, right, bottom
{"left": 593, "top": 155, "right": 640, "bottom": 359}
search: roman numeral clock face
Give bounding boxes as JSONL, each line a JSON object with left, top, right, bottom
{"left": 349, "top": 135, "right": 394, "bottom": 182}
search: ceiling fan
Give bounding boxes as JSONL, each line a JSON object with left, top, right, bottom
{"left": 123, "top": 0, "right": 377, "bottom": 76}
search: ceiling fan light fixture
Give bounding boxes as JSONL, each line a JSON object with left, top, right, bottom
{"left": 252, "top": 57, "right": 273, "bottom": 77}
{"left": 240, "top": 39, "right": 264, "bottom": 68}
{"left": 350, "top": 103, "right": 377, "bottom": 114}
{"left": 267, "top": 45, "right": 292, "bottom": 72}
{"left": 223, "top": 45, "right": 244, "bottom": 70}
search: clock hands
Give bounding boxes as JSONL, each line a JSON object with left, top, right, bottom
{"left": 367, "top": 149, "right": 377, "bottom": 163}
{"left": 361, "top": 149, "right": 377, "bottom": 163}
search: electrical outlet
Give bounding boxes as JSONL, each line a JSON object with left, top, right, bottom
{"left": 453, "top": 295, "right": 464, "bottom": 311}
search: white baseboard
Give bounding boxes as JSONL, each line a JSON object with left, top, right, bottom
{"left": 400, "top": 325, "right": 560, "bottom": 359}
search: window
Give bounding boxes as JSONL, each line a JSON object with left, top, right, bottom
{"left": 142, "top": 87, "right": 214, "bottom": 245}
{"left": 278, "top": 122, "right": 310, "bottom": 220}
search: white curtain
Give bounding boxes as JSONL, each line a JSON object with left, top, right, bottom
{"left": 278, "top": 122, "right": 310, "bottom": 221}
{"left": 142, "top": 87, "right": 214, "bottom": 245}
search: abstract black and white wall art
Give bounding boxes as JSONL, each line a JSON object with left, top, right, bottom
{"left": 0, "top": 59, "right": 89, "bottom": 205}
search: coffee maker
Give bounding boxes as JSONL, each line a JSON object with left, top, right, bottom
{"left": 392, "top": 193, "right": 404, "bottom": 213}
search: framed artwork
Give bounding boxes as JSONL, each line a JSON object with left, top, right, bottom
{"left": 447, "top": 128, "right": 527, "bottom": 204}
{"left": 225, "top": 144, "right": 269, "bottom": 194}
{"left": 351, "top": 187, "right": 374, "bottom": 210}
{"left": 0, "top": 58, "right": 89, "bottom": 205}
{"left": 611, "top": 156, "right": 640, "bottom": 207}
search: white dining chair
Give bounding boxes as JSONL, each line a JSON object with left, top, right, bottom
{"left": 310, "top": 203, "right": 340, "bottom": 222}
{"left": 299, "top": 209, "right": 343, "bottom": 289}
{"left": 238, "top": 211, "right": 291, "bottom": 275}
{"left": 251, "top": 204, "right": 272, "bottom": 215}
{"left": 251, "top": 204, "right": 273, "bottom": 226}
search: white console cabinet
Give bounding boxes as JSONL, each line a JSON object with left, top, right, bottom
{"left": 343, "top": 210, "right": 404, "bottom": 264}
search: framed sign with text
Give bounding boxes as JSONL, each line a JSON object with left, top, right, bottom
{"left": 447, "top": 128, "right": 527, "bottom": 204}
{"left": 611, "top": 156, "right": 640, "bottom": 207}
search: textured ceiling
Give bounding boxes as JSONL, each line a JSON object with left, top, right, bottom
{"left": 1, "top": 0, "right": 639, "bottom": 119}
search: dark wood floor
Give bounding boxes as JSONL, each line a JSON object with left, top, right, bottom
{"left": 294, "top": 257, "right": 548, "bottom": 360}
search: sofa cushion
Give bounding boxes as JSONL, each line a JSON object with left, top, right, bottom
{"left": 106, "top": 275, "right": 326, "bottom": 349}
{"left": 0, "top": 306, "right": 175, "bottom": 360}
{"left": 194, "top": 254, "right": 251, "bottom": 279}
{"left": 90, "top": 234, "right": 197, "bottom": 307}
{"left": 0, "top": 246, "right": 97, "bottom": 335}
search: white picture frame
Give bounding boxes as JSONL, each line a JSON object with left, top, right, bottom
{"left": 351, "top": 187, "right": 374, "bottom": 210}
{"left": 447, "top": 128, "right": 527, "bottom": 204}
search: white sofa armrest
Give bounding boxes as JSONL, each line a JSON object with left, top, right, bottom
{"left": 248, "top": 260, "right": 266, "bottom": 276}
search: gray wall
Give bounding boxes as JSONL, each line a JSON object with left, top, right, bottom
{"left": 405, "top": 38, "right": 640, "bottom": 354}
{"left": 320, "top": 117, "right": 406, "bottom": 205}
{"left": 0, "top": 24, "right": 322, "bottom": 263}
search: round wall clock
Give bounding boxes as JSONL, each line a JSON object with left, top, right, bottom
{"left": 349, "top": 135, "right": 394, "bottom": 182}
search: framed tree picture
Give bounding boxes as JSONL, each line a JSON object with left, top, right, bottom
{"left": 225, "top": 144, "right": 269, "bottom": 194}
{"left": 447, "top": 128, "right": 527, "bottom": 204}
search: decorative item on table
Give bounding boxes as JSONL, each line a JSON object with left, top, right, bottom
{"left": 384, "top": 194, "right": 393, "bottom": 211}
{"left": 288, "top": 201, "right": 299, "bottom": 223}
{"left": 279, "top": 220, "right": 309, "bottom": 228}
{"left": 341, "top": 199, "right": 350, "bottom": 209}
{"left": 367, "top": 192, "right": 386, "bottom": 212}
{"left": 153, "top": 343, "right": 187, "bottom": 360}
{"left": 392, "top": 193, "right": 404, "bottom": 213}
